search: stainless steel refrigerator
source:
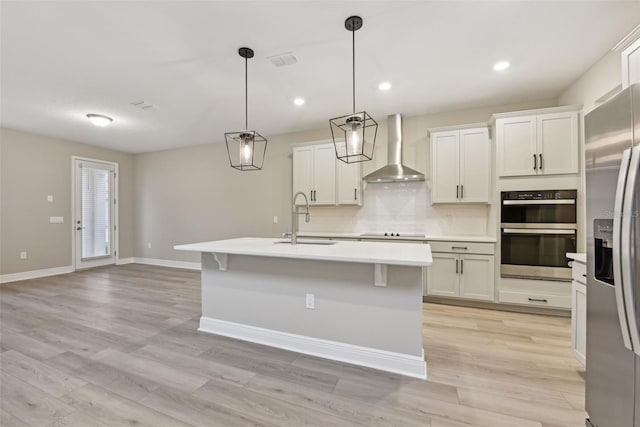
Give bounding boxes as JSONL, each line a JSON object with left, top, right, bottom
{"left": 585, "top": 83, "right": 640, "bottom": 427}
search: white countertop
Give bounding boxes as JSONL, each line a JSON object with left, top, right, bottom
{"left": 296, "top": 231, "right": 497, "bottom": 243}
{"left": 566, "top": 252, "right": 586, "bottom": 263}
{"left": 175, "top": 237, "right": 432, "bottom": 267}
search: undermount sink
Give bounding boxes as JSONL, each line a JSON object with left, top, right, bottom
{"left": 275, "top": 240, "right": 337, "bottom": 245}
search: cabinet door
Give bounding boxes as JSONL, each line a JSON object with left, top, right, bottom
{"left": 292, "top": 146, "right": 313, "bottom": 201}
{"left": 496, "top": 116, "right": 537, "bottom": 177}
{"left": 459, "top": 128, "right": 490, "bottom": 203}
{"left": 336, "top": 154, "right": 361, "bottom": 205}
{"left": 312, "top": 144, "right": 336, "bottom": 205}
{"left": 426, "top": 253, "right": 459, "bottom": 297}
{"left": 431, "top": 131, "right": 460, "bottom": 203}
{"left": 537, "top": 112, "right": 579, "bottom": 175}
{"left": 622, "top": 37, "right": 640, "bottom": 89}
{"left": 459, "top": 254, "right": 495, "bottom": 301}
{"left": 572, "top": 280, "right": 587, "bottom": 366}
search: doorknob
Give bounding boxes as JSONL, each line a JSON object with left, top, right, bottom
{"left": 76, "top": 227, "right": 85, "bottom": 231}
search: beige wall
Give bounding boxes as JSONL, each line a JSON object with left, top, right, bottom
{"left": 135, "top": 99, "right": 557, "bottom": 263}
{"left": 0, "top": 127, "right": 135, "bottom": 274}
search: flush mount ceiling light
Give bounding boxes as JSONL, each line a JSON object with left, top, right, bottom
{"left": 224, "top": 47, "right": 267, "bottom": 171}
{"left": 493, "top": 61, "right": 510, "bottom": 71}
{"left": 293, "top": 97, "right": 305, "bottom": 106}
{"left": 86, "top": 114, "right": 113, "bottom": 127}
{"left": 378, "top": 81, "right": 392, "bottom": 91}
{"left": 329, "top": 15, "right": 378, "bottom": 164}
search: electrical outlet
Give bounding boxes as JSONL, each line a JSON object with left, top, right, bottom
{"left": 147, "top": 242, "right": 152, "bottom": 249}
{"left": 273, "top": 216, "right": 279, "bottom": 224}
{"left": 47, "top": 195, "right": 53, "bottom": 202}
{"left": 19, "top": 251, "right": 27, "bottom": 260}
{"left": 305, "top": 293, "right": 315, "bottom": 309}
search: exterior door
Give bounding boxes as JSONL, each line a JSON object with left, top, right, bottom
{"left": 73, "top": 158, "right": 117, "bottom": 270}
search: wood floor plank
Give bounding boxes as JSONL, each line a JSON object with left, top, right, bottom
{"left": 0, "top": 264, "right": 586, "bottom": 426}
{"left": 0, "top": 350, "right": 86, "bottom": 398}
{"left": 0, "top": 372, "right": 75, "bottom": 427}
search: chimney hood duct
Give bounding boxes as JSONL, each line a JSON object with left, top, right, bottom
{"left": 363, "top": 114, "right": 425, "bottom": 183}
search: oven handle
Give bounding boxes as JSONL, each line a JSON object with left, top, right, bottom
{"left": 502, "top": 199, "right": 576, "bottom": 205}
{"left": 613, "top": 148, "right": 633, "bottom": 351}
{"left": 621, "top": 146, "right": 640, "bottom": 354}
{"left": 502, "top": 229, "right": 576, "bottom": 235}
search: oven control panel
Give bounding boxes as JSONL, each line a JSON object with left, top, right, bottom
{"left": 501, "top": 190, "right": 577, "bottom": 201}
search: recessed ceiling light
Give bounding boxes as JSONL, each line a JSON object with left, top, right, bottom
{"left": 293, "top": 97, "right": 305, "bottom": 106}
{"left": 378, "top": 81, "right": 392, "bottom": 91}
{"left": 86, "top": 114, "right": 113, "bottom": 127}
{"left": 493, "top": 61, "right": 510, "bottom": 72}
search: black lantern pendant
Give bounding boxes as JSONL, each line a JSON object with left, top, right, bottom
{"left": 329, "top": 16, "right": 378, "bottom": 164}
{"left": 225, "top": 47, "right": 267, "bottom": 171}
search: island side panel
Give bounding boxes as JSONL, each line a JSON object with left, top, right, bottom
{"left": 200, "top": 253, "right": 423, "bottom": 357}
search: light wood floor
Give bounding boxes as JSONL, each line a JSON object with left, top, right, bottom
{"left": 0, "top": 264, "right": 586, "bottom": 427}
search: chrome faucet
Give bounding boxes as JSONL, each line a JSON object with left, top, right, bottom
{"left": 291, "top": 192, "right": 310, "bottom": 245}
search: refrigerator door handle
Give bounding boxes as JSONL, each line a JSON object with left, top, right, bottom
{"left": 614, "top": 148, "right": 634, "bottom": 351}
{"left": 622, "top": 146, "right": 640, "bottom": 355}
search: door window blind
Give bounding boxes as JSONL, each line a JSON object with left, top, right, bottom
{"left": 81, "top": 166, "right": 111, "bottom": 259}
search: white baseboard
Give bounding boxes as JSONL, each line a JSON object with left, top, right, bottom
{"left": 133, "top": 257, "right": 201, "bottom": 270}
{"left": 116, "top": 257, "right": 135, "bottom": 265}
{"left": 0, "top": 265, "right": 74, "bottom": 284}
{"left": 199, "top": 316, "right": 427, "bottom": 379}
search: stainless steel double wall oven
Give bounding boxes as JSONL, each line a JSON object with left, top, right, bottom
{"left": 501, "top": 190, "right": 577, "bottom": 281}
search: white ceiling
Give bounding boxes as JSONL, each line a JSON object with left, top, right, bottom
{"left": 2, "top": 1, "right": 639, "bottom": 153}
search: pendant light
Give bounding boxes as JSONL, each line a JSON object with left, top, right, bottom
{"left": 329, "top": 16, "right": 378, "bottom": 164}
{"left": 225, "top": 47, "right": 267, "bottom": 171}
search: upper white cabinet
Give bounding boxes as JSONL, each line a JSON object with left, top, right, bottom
{"left": 494, "top": 107, "right": 579, "bottom": 177}
{"left": 617, "top": 27, "right": 640, "bottom": 88}
{"left": 292, "top": 142, "right": 361, "bottom": 206}
{"left": 622, "top": 38, "right": 640, "bottom": 88}
{"left": 430, "top": 125, "right": 490, "bottom": 204}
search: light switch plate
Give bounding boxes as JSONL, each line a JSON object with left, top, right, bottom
{"left": 49, "top": 216, "right": 64, "bottom": 224}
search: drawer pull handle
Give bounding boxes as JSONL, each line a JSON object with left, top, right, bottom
{"left": 582, "top": 274, "right": 587, "bottom": 278}
{"left": 451, "top": 246, "right": 468, "bottom": 250}
{"left": 528, "top": 298, "right": 548, "bottom": 303}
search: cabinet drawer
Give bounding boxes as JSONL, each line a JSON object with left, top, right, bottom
{"left": 499, "top": 290, "right": 571, "bottom": 309}
{"left": 571, "top": 261, "right": 587, "bottom": 284}
{"left": 428, "top": 241, "right": 494, "bottom": 255}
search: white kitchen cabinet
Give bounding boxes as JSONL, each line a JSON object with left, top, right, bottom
{"left": 336, "top": 144, "right": 362, "bottom": 206}
{"left": 622, "top": 36, "right": 640, "bottom": 88}
{"left": 426, "top": 253, "right": 459, "bottom": 297}
{"left": 425, "top": 242, "right": 495, "bottom": 302}
{"left": 459, "top": 254, "right": 495, "bottom": 301}
{"left": 570, "top": 257, "right": 587, "bottom": 366}
{"left": 430, "top": 125, "right": 490, "bottom": 204}
{"left": 494, "top": 107, "right": 579, "bottom": 177}
{"left": 292, "top": 143, "right": 336, "bottom": 205}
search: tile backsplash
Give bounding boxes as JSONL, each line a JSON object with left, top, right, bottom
{"left": 299, "top": 181, "right": 491, "bottom": 236}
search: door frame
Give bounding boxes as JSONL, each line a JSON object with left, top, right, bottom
{"left": 71, "top": 155, "right": 119, "bottom": 271}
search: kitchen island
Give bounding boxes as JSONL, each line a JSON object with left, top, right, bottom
{"left": 174, "top": 237, "right": 432, "bottom": 378}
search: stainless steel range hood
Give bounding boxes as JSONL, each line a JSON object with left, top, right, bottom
{"left": 363, "top": 114, "right": 425, "bottom": 183}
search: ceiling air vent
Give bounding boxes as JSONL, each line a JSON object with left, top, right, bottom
{"left": 130, "top": 100, "right": 157, "bottom": 111}
{"left": 267, "top": 52, "right": 297, "bottom": 67}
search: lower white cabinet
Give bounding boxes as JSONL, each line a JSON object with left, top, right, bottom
{"left": 426, "top": 246, "right": 495, "bottom": 302}
{"left": 570, "top": 259, "right": 587, "bottom": 366}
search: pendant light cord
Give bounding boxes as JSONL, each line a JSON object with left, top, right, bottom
{"left": 245, "top": 55, "right": 248, "bottom": 130}
{"left": 352, "top": 28, "right": 355, "bottom": 114}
